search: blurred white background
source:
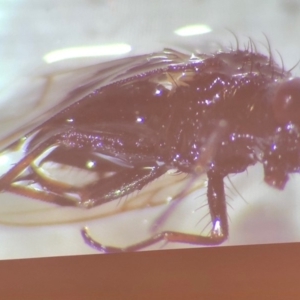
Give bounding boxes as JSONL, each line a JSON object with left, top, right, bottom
{"left": 0, "top": 0, "right": 300, "bottom": 259}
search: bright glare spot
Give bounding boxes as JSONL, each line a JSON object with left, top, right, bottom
{"left": 167, "top": 196, "right": 173, "bottom": 202}
{"left": 43, "top": 44, "right": 132, "bottom": 63}
{"left": 0, "top": 154, "right": 9, "bottom": 166}
{"left": 213, "top": 220, "right": 221, "bottom": 235}
{"left": 174, "top": 24, "right": 212, "bottom": 36}
{"left": 86, "top": 160, "right": 95, "bottom": 169}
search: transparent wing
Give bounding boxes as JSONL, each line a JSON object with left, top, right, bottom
{"left": 0, "top": 49, "right": 202, "bottom": 148}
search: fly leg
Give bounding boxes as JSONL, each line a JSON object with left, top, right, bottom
{"left": 0, "top": 136, "right": 77, "bottom": 205}
{"left": 0, "top": 127, "right": 166, "bottom": 207}
{"left": 81, "top": 170, "right": 229, "bottom": 253}
{"left": 3, "top": 165, "right": 167, "bottom": 208}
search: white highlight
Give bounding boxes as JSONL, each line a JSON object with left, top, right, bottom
{"left": 43, "top": 44, "right": 132, "bottom": 63}
{"left": 174, "top": 24, "right": 212, "bottom": 36}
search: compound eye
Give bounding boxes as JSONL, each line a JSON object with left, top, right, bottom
{"left": 272, "top": 78, "right": 300, "bottom": 124}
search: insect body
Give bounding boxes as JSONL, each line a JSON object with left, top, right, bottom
{"left": 1, "top": 45, "right": 300, "bottom": 253}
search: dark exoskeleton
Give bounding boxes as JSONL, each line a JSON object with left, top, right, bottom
{"left": 1, "top": 45, "right": 300, "bottom": 252}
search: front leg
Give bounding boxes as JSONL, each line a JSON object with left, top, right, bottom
{"left": 81, "top": 169, "right": 229, "bottom": 252}
{"left": 206, "top": 169, "right": 229, "bottom": 240}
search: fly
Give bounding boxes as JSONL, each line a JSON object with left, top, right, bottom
{"left": 1, "top": 41, "right": 300, "bottom": 253}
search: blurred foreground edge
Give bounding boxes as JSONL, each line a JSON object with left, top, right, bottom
{"left": 0, "top": 243, "right": 300, "bottom": 299}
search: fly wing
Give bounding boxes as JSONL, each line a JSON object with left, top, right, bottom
{"left": 0, "top": 49, "right": 198, "bottom": 149}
